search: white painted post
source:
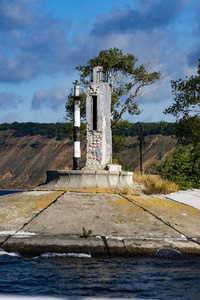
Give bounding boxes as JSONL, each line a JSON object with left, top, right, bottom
{"left": 73, "top": 80, "right": 81, "bottom": 170}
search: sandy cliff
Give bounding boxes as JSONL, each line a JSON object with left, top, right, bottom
{"left": 0, "top": 130, "right": 176, "bottom": 189}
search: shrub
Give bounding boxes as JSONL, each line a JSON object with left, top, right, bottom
{"left": 155, "top": 143, "right": 200, "bottom": 190}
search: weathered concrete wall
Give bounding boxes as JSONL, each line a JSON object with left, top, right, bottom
{"left": 86, "top": 126, "right": 105, "bottom": 169}
{"left": 46, "top": 169, "right": 133, "bottom": 188}
{"left": 85, "top": 66, "right": 112, "bottom": 169}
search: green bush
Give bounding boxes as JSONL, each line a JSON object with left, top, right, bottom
{"left": 156, "top": 143, "right": 200, "bottom": 190}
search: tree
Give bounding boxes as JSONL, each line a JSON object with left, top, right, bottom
{"left": 164, "top": 59, "right": 200, "bottom": 146}
{"left": 65, "top": 48, "right": 166, "bottom": 156}
{"left": 157, "top": 60, "right": 200, "bottom": 189}
{"left": 173, "top": 115, "right": 200, "bottom": 146}
{"left": 75, "top": 48, "right": 165, "bottom": 127}
{"left": 164, "top": 59, "right": 200, "bottom": 119}
{"left": 65, "top": 93, "right": 86, "bottom": 122}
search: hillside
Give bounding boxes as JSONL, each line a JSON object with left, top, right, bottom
{"left": 0, "top": 130, "right": 85, "bottom": 189}
{"left": 115, "top": 134, "right": 177, "bottom": 173}
{"left": 0, "top": 128, "right": 177, "bottom": 189}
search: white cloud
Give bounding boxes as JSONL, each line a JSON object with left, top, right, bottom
{"left": 32, "top": 86, "right": 69, "bottom": 110}
{"left": 0, "top": 92, "right": 24, "bottom": 109}
{"left": 0, "top": 0, "right": 199, "bottom": 123}
{"left": 0, "top": 0, "right": 70, "bottom": 83}
{"left": 0, "top": 113, "right": 22, "bottom": 123}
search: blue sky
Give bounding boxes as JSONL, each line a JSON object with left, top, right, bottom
{"left": 0, "top": 0, "right": 199, "bottom": 124}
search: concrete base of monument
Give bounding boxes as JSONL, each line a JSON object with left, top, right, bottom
{"left": 46, "top": 169, "right": 133, "bottom": 189}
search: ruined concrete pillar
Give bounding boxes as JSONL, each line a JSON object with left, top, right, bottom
{"left": 85, "top": 66, "right": 112, "bottom": 169}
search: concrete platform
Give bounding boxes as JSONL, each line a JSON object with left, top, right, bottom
{"left": 0, "top": 188, "right": 200, "bottom": 257}
{"left": 46, "top": 169, "right": 133, "bottom": 189}
{"left": 164, "top": 189, "right": 200, "bottom": 211}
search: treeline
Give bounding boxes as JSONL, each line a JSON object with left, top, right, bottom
{"left": 115, "top": 121, "right": 174, "bottom": 137}
{"left": 0, "top": 122, "right": 70, "bottom": 140}
{"left": 0, "top": 121, "right": 174, "bottom": 139}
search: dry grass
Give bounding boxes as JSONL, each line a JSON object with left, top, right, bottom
{"left": 113, "top": 186, "right": 141, "bottom": 196}
{"left": 132, "top": 172, "right": 179, "bottom": 195}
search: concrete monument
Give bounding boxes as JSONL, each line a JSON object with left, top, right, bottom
{"left": 85, "top": 66, "right": 112, "bottom": 169}
{"left": 46, "top": 66, "right": 133, "bottom": 189}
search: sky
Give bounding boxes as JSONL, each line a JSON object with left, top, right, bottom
{"left": 0, "top": 0, "right": 199, "bottom": 124}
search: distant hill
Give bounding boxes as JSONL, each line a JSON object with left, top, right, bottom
{"left": 0, "top": 122, "right": 177, "bottom": 189}
{"left": 114, "top": 134, "right": 177, "bottom": 173}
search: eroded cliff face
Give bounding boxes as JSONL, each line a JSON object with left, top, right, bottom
{"left": 0, "top": 130, "right": 86, "bottom": 189}
{"left": 0, "top": 130, "right": 176, "bottom": 189}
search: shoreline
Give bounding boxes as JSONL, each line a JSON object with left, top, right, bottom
{"left": 1, "top": 235, "right": 200, "bottom": 257}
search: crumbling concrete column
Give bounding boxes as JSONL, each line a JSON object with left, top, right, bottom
{"left": 85, "top": 66, "right": 112, "bottom": 169}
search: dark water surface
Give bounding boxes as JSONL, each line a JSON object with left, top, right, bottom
{"left": 0, "top": 190, "right": 23, "bottom": 197}
{"left": 0, "top": 250, "right": 200, "bottom": 299}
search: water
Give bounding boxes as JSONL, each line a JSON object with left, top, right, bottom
{"left": 0, "top": 190, "right": 23, "bottom": 197}
{"left": 0, "top": 250, "right": 200, "bottom": 299}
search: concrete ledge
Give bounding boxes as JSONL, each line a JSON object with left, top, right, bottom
{"left": 2, "top": 235, "right": 200, "bottom": 257}
{"left": 46, "top": 169, "right": 133, "bottom": 189}
{"left": 1, "top": 190, "right": 200, "bottom": 257}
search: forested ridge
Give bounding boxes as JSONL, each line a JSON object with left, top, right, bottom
{"left": 0, "top": 121, "right": 174, "bottom": 139}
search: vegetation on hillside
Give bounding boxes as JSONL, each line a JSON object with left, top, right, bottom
{"left": 157, "top": 59, "right": 200, "bottom": 189}
{"left": 0, "top": 122, "right": 70, "bottom": 140}
{"left": 156, "top": 144, "right": 200, "bottom": 190}
{"left": 0, "top": 121, "right": 174, "bottom": 140}
{"left": 114, "top": 120, "right": 174, "bottom": 137}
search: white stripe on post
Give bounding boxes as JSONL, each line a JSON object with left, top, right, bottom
{"left": 73, "top": 80, "right": 81, "bottom": 170}
{"left": 73, "top": 141, "right": 81, "bottom": 157}
{"left": 74, "top": 109, "right": 80, "bottom": 127}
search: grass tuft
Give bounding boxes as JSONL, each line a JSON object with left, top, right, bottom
{"left": 82, "top": 227, "right": 93, "bottom": 238}
{"left": 113, "top": 186, "right": 141, "bottom": 196}
{"left": 132, "top": 172, "right": 179, "bottom": 195}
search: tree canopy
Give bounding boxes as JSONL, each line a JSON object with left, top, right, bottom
{"left": 164, "top": 59, "right": 200, "bottom": 119}
{"left": 157, "top": 60, "right": 200, "bottom": 189}
{"left": 66, "top": 48, "right": 166, "bottom": 127}
{"left": 173, "top": 115, "right": 200, "bottom": 146}
{"left": 164, "top": 59, "right": 200, "bottom": 146}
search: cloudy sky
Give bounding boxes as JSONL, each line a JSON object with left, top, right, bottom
{"left": 0, "top": 0, "right": 199, "bottom": 124}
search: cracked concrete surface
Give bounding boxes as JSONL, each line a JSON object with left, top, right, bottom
{"left": 0, "top": 188, "right": 200, "bottom": 256}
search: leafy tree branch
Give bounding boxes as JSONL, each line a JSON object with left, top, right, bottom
{"left": 164, "top": 59, "right": 200, "bottom": 119}
{"left": 157, "top": 59, "right": 200, "bottom": 189}
{"left": 74, "top": 48, "right": 167, "bottom": 125}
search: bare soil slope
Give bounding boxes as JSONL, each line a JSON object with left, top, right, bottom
{"left": 116, "top": 134, "right": 177, "bottom": 173}
{"left": 0, "top": 130, "right": 85, "bottom": 189}
{"left": 0, "top": 130, "right": 176, "bottom": 189}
